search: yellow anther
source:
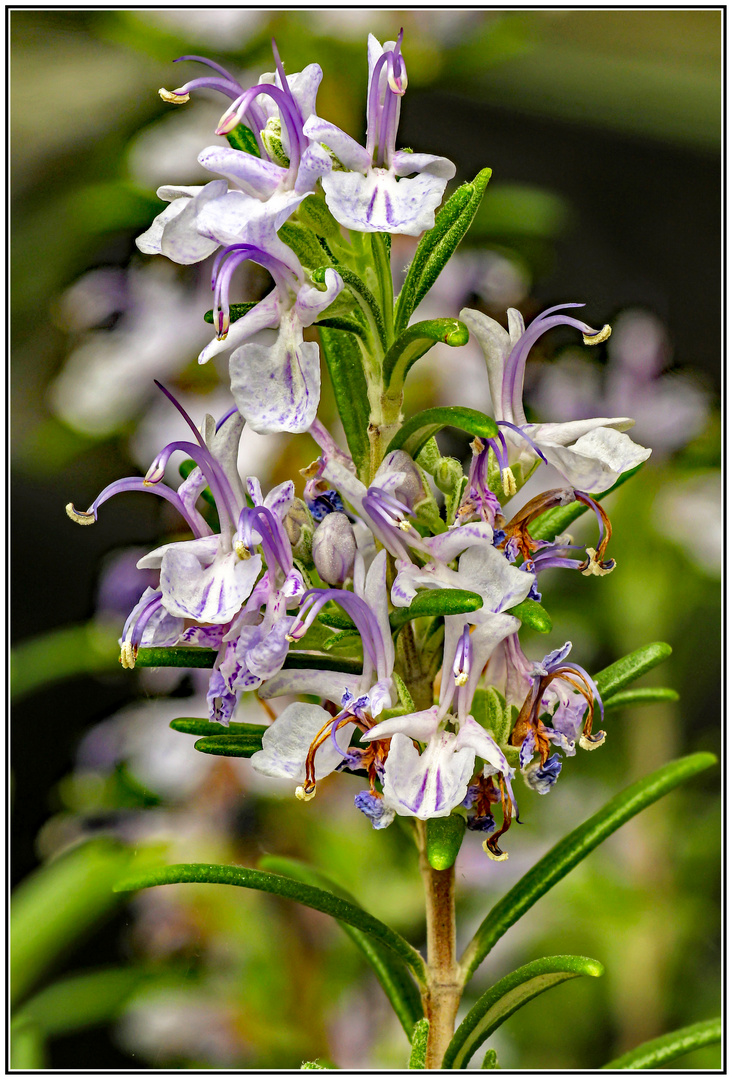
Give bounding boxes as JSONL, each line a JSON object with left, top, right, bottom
{"left": 483, "top": 840, "right": 508, "bottom": 862}
{"left": 285, "top": 633, "right": 298, "bottom": 643}
{"left": 470, "top": 436, "right": 485, "bottom": 455}
{"left": 119, "top": 642, "right": 136, "bottom": 670}
{"left": 159, "top": 88, "right": 190, "bottom": 104}
{"left": 501, "top": 468, "right": 517, "bottom": 498}
{"left": 582, "top": 324, "right": 612, "bottom": 346}
{"left": 295, "top": 784, "right": 316, "bottom": 802}
{"left": 234, "top": 540, "right": 251, "bottom": 560}
{"left": 581, "top": 547, "right": 615, "bottom": 577}
{"left": 454, "top": 672, "right": 469, "bottom": 687}
{"left": 300, "top": 460, "right": 321, "bottom": 480}
{"left": 65, "top": 503, "right": 95, "bottom": 525}
{"left": 579, "top": 731, "right": 606, "bottom": 751}
{"left": 397, "top": 520, "right": 412, "bottom": 532}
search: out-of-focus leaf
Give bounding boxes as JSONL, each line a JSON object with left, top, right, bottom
{"left": 408, "top": 1018, "right": 430, "bottom": 1068}
{"left": 11, "top": 840, "right": 145, "bottom": 1006}
{"left": 601, "top": 1017, "right": 722, "bottom": 1070}
{"left": 260, "top": 856, "right": 423, "bottom": 1039}
{"left": 10, "top": 1016, "right": 46, "bottom": 1069}
{"left": 443, "top": 956, "right": 603, "bottom": 1068}
{"left": 459, "top": 753, "right": 717, "bottom": 982}
{"left": 506, "top": 598, "right": 552, "bottom": 633}
{"left": 11, "top": 622, "right": 120, "bottom": 701}
{"left": 136, "top": 646, "right": 217, "bottom": 668}
{"left": 170, "top": 717, "right": 267, "bottom": 738}
{"left": 469, "top": 183, "right": 569, "bottom": 241}
{"left": 604, "top": 686, "right": 679, "bottom": 710}
{"left": 529, "top": 464, "right": 644, "bottom": 542}
{"left": 390, "top": 588, "right": 483, "bottom": 631}
{"left": 115, "top": 862, "right": 428, "bottom": 985}
{"left": 593, "top": 642, "right": 672, "bottom": 698}
{"left": 18, "top": 967, "right": 148, "bottom": 1037}
{"left": 481, "top": 1048, "right": 500, "bottom": 1068}
{"left": 386, "top": 406, "right": 499, "bottom": 460}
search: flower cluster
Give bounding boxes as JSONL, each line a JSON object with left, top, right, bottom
{"left": 68, "top": 33, "right": 651, "bottom": 860}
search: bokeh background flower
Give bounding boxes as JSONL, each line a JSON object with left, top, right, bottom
{"left": 11, "top": 9, "right": 720, "bottom": 1070}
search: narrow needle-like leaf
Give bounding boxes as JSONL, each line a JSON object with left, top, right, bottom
{"left": 459, "top": 753, "right": 716, "bottom": 983}
{"left": 601, "top": 1017, "right": 722, "bottom": 1070}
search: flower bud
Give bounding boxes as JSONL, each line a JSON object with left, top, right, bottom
{"left": 312, "top": 512, "right": 356, "bottom": 585}
{"left": 381, "top": 450, "right": 426, "bottom": 510}
{"left": 283, "top": 498, "right": 314, "bottom": 562}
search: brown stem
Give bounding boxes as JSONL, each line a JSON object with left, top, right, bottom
{"left": 416, "top": 820, "right": 462, "bottom": 1068}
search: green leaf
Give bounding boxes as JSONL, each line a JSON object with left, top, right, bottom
{"left": 593, "top": 642, "right": 672, "bottom": 699}
{"left": 136, "top": 648, "right": 363, "bottom": 676}
{"left": 408, "top": 1018, "right": 430, "bottom": 1068}
{"left": 114, "top": 862, "right": 427, "bottom": 986}
{"left": 18, "top": 967, "right": 148, "bottom": 1037}
{"left": 317, "top": 325, "right": 371, "bottom": 478}
{"left": 11, "top": 840, "right": 141, "bottom": 1006}
{"left": 170, "top": 717, "right": 268, "bottom": 738}
{"left": 426, "top": 814, "right": 466, "bottom": 871}
{"left": 601, "top": 1017, "right": 722, "bottom": 1070}
{"left": 382, "top": 319, "right": 469, "bottom": 398}
{"left": 394, "top": 169, "right": 492, "bottom": 334}
{"left": 203, "top": 301, "right": 258, "bottom": 325}
{"left": 481, "top": 1048, "right": 500, "bottom": 1069}
{"left": 323, "top": 629, "right": 363, "bottom": 652}
{"left": 259, "top": 856, "right": 423, "bottom": 1038}
{"left": 528, "top": 463, "right": 644, "bottom": 543}
{"left": 506, "top": 598, "right": 552, "bottom": 634}
{"left": 10, "top": 1016, "right": 46, "bottom": 1069}
{"left": 226, "top": 123, "right": 260, "bottom": 156}
{"left": 326, "top": 265, "right": 387, "bottom": 350}
{"left": 285, "top": 653, "right": 363, "bottom": 676}
{"left": 316, "top": 314, "right": 369, "bottom": 341}
{"left": 11, "top": 622, "right": 120, "bottom": 702}
{"left": 389, "top": 588, "right": 483, "bottom": 631}
{"left": 194, "top": 734, "right": 264, "bottom": 758}
{"left": 443, "top": 955, "right": 603, "bottom": 1069}
{"left": 459, "top": 752, "right": 717, "bottom": 982}
{"left": 604, "top": 687, "right": 679, "bottom": 710}
{"left": 386, "top": 406, "right": 499, "bottom": 460}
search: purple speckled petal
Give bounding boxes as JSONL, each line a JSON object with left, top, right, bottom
{"left": 294, "top": 269, "right": 343, "bottom": 327}
{"left": 302, "top": 116, "right": 372, "bottom": 172}
{"left": 426, "top": 521, "right": 495, "bottom": 563}
{"left": 250, "top": 701, "right": 352, "bottom": 781}
{"left": 382, "top": 732, "right": 474, "bottom": 819}
{"left": 198, "top": 145, "right": 285, "bottom": 198}
{"left": 136, "top": 181, "right": 228, "bottom": 264}
{"left": 157, "top": 543, "right": 262, "bottom": 623}
{"left": 459, "top": 307, "right": 513, "bottom": 423}
{"left": 198, "top": 291, "right": 281, "bottom": 365}
{"left": 294, "top": 141, "right": 333, "bottom": 194}
{"left": 229, "top": 314, "right": 320, "bottom": 434}
{"left": 457, "top": 545, "right": 534, "bottom": 612}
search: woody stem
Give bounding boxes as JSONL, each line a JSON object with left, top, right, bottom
{"left": 416, "top": 820, "right": 462, "bottom": 1068}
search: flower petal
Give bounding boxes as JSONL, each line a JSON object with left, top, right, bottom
{"left": 382, "top": 732, "right": 475, "bottom": 818}
{"left": 250, "top": 701, "right": 352, "bottom": 781}
{"left": 158, "top": 544, "right": 262, "bottom": 623}
{"left": 229, "top": 319, "right": 320, "bottom": 434}
{"left": 198, "top": 145, "right": 285, "bottom": 199}
{"left": 537, "top": 426, "right": 652, "bottom": 492}
{"left": 321, "top": 168, "right": 451, "bottom": 235}
{"left": 302, "top": 116, "right": 372, "bottom": 172}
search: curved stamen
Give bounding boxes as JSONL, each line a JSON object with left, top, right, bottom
{"left": 288, "top": 588, "right": 383, "bottom": 677}
{"left": 145, "top": 439, "right": 238, "bottom": 533}
{"left": 66, "top": 477, "right": 210, "bottom": 538}
{"left": 497, "top": 420, "right": 549, "bottom": 464}
{"left": 216, "top": 83, "right": 305, "bottom": 176}
{"left": 365, "top": 52, "right": 390, "bottom": 161}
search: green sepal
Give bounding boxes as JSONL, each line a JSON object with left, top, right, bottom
{"left": 194, "top": 734, "right": 263, "bottom": 757}
{"left": 319, "top": 265, "right": 387, "bottom": 350}
{"left": 393, "top": 671, "right": 416, "bottom": 712}
{"left": 114, "top": 862, "right": 428, "bottom": 985}
{"left": 317, "top": 606, "right": 357, "bottom": 631}
{"left": 593, "top": 641, "right": 672, "bottom": 699}
{"left": 416, "top": 438, "right": 464, "bottom": 495}
{"left": 603, "top": 686, "right": 679, "bottom": 710}
{"left": 316, "top": 315, "right": 369, "bottom": 341}
{"left": 297, "top": 193, "right": 341, "bottom": 238}
{"left": 386, "top": 406, "right": 498, "bottom": 460}
{"left": 443, "top": 955, "right": 603, "bottom": 1069}
{"left": 394, "top": 168, "right": 492, "bottom": 335}
{"left": 601, "top": 1017, "right": 721, "bottom": 1070}
{"left": 323, "top": 629, "right": 363, "bottom": 652}
{"left": 170, "top": 716, "right": 267, "bottom": 738}
{"left": 506, "top": 598, "right": 552, "bottom": 634}
{"left": 279, "top": 221, "right": 334, "bottom": 271}
{"left": 260, "top": 855, "right": 423, "bottom": 1040}
{"left": 459, "top": 752, "right": 717, "bottom": 982}
{"left": 445, "top": 474, "right": 470, "bottom": 527}
{"left": 389, "top": 588, "right": 483, "bottom": 631}
{"left": 318, "top": 325, "right": 371, "bottom": 479}
{"left": 408, "top": 1018, "right": 430, "bottom": 1068}
{"left": 426, "top": 814, "right": 466, "bottom": 871}
{"left": 481, "top": 1049, "right": 500, "bottom": 1069}
{"left": 529, "top": 463, "right": 644, "bottom": 542}
{"left": 226, "top": 123, "right": 260, "bottom": 157}
{"left": 382, "top": 319, "right": 469, "bottom": 399}
{"left": 204, "top": 301, "right": 258, "bottom": 325}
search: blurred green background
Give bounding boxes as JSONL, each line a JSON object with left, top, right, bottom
{"left": 11, "top": 9, "right": 720, "bottom": 1070}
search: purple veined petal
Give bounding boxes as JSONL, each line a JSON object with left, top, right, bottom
{"left": 321, "top": 167, "right": 452, "bottom": 236}
{"left": 250, "top": 701, "right": 352, "bottom": 781}
{"left": 244, "top": 618, "right": 293, "bottom": 679}
{"left": 360, "top": 549, "right": 394, "bottom": 679}
{"left": 519, "top": 731, "right": 536, "bottom": 770}
{"left": 362, "top": 706, "right": 440, "bottom": 744}
{"left": 294, "top": 269, "right": 344, "bottom": 327}
{"left": 198, "top": 145, "right": 285, "bottom": 199}
{"left": 198, "top": 290, "right": 281, "bottom": 365}
{"left": 425, "top": 521, "right": 495, "bottom": 564}
{"left": 382, "top": 732, "right": 475, "bottom": 819}
{"left": 293, "top": 141, "right": 333, "bottom": 194}
{"left": 367, "top": 678, "right": 395, "bottom": 718}
{"left": 66, "top": 475, "right": 211, "bottom": 539}
{"left": 258, "top": 668, "right": 362, "bottom": 703}
{"left": 459, "top": 307, "right": 514, "bottom": 423}
{"left": 392, "top": 151, "right": 456, "bottom": 180}
{"left": 229, "top": 318, "right": 321, "bottom": 435}
{"left": 457, "top": 544, "right": 534, "bottom": 612}
{"left": 302, "top": 116, "right": 372, "bottom": 172}
{"left": 263, "top": 479, "right": 295, "bottom": 518}
{"left": 137, "top": 534, "right": 220, "bottom": 571}
{"left": 158, "top": 544, "right": 263, "bottom": 623}
{"left": 196, "top": 189, "right": 306, "bottom": 276}
{"left": 390, "top": 559, "right": 461, "bottom": 608}
{"left": 320, "top": 456, "right": 368, "bottom": 514}
{"left": 274, "top": 62, "right": 323, "bottom": 125}
{"left": 146, "top": 180, "right": 229, "bottom": 265}
{"left": 538, "top": 427, "right": 652, "bottom": 493}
